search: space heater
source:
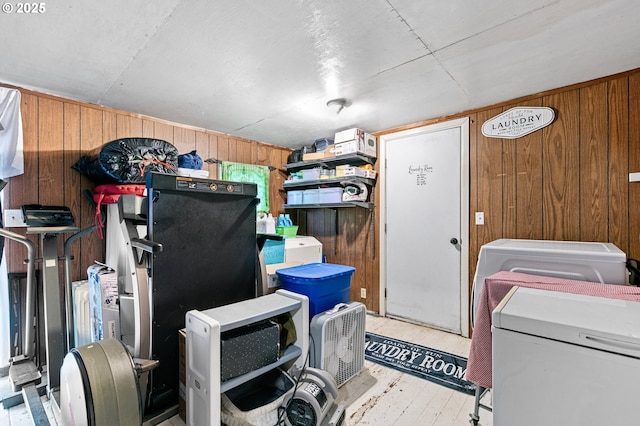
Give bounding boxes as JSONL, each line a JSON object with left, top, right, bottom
{"left": 310, "top": 302, "right": 366, "bottom": 387}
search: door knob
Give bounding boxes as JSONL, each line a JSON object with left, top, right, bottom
{"left": 450, "top": 238, "right": 458, "bottom": 245}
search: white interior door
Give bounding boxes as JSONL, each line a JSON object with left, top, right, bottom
{"left": 380, "top": 118, "right": 469, "bottom": 335}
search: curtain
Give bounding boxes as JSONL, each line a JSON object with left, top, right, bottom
{"left": 220, "top": 161, "right": 270, "bottom": 213}
{"left": 0, "top": 88, "right": 25, "bottom": 371}
{"left": 0, "top": 88, "right": 24, "bottom": 178}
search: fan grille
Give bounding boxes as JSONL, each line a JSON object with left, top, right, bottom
{"left": 318, "top": 303, "right": 366, "bottom": 387}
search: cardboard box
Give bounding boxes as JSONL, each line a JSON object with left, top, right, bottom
{"left": 302, "top": 152, "right": 326, "bottom": 161}
{"left": 302, "top": 147, "right": 336, "bottom": 161}
{"left": 343, "top": 166, "right": 378, "bottom": 180}
{"left": 333, "top": 129, "right": 377, "bottom": 157}
{"left": 334, "top": 128, "right": 366, "bottom": 143}
{"left": 343, "top": 166, "right": 367, "bottom": 178}
{"left": 333, "top": 139, "right": 375, "bottom": 158}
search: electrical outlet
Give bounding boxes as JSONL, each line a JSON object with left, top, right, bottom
{"left": 3, "top": 209, "right": 26, "bottom": 227}
{"left": 475, "top": 212, "right": 485, "bottom": 225}
{"left": 360, "top": 288, "right": 366, "bottom": 298}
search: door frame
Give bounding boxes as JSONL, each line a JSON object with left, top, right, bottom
{"left": 379, "top": 117, "right": 470, "bottom": 337}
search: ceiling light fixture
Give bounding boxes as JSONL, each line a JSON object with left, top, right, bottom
{"left": 326, "top": 98, "right": 350, "bottom": 115}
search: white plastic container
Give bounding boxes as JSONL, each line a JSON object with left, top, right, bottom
{"left": 318, "top": 187, "right": 343, "bottom": 203}
{"left": 303, "top": 189, "right": 319, "bottom": 204}
{"left": 287, "top": 190, "right": 303, "bottom": 205}
{"left": 471, "top": 239, "right": 627, "bottom": 326}
{"left": 284, "top": 236, "right": 323, "bottom": 264}
{"left": 256, "top": 213, "right": 268, "bottom": 233}
{"left": 265, "top": 213, "right": 276, "bottom": 234}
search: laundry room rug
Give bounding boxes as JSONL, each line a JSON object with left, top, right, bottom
{"left": 364, "top": 332, "right": 476, "bottom": 395}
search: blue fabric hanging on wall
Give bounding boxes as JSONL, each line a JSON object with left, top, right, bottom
{"left": 220, "top": 161, "right": 270, "bottom": 213}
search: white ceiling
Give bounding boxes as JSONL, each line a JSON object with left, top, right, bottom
{"left": 1, "top": 0, "right": 639, "bottom": 149}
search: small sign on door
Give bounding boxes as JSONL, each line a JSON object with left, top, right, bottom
{"left": 408, "top": 164, "right": 433, "bottom": 185}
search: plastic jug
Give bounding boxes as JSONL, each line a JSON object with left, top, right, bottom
{"left": 266, "top": 213, "right": 276, "bottom": 234}
{"left": 256, "top": 213, "right": 267, "bottom": 233}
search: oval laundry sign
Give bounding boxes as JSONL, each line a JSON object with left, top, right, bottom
{"left": 482, "top": 106, "right": 555, "bottom": 139}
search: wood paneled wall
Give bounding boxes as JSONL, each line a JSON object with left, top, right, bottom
{"left": 4, "top": 67, "right": 639, "bottom": 321}
{"left": 290, "top": 204, "right": 379, "bottom": 312}
{"left": 468, "top": 71, "right": 639, "bottom": 283}
{"left": 2, "top": 87, "right": 291, "bottom": 287}
{"left": 379, "top": 68, "right": 640, "bottom": 331}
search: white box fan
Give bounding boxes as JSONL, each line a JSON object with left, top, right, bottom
{"left": 310, "top": 302, "right": 366, "bottom": 387}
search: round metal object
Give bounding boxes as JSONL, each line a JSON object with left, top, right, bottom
{"left": 60, "top": 339, "right": 142, "bottom": 426}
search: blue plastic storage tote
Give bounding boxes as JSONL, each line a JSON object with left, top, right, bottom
{"left": 276, "top": 263, "right": 355, "bottom": 318}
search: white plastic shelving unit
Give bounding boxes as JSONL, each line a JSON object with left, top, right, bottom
{"left": 184, "top": 289, "right": 309, "bottom": 426}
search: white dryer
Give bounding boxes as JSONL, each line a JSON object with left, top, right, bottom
{"left": 472, "top": 239, "right": 627, "bottom": 326}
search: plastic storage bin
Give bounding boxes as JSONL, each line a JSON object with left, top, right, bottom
{"left": 287, "top": 190, "right": 303, "bottom": 204}
{"left": 262, "top": 240, "right": 285, "bottom": 264}
{"left": 319, "top": 187, "right": 343, "bottom": 203}
{"left": 301, "top": 168, "right": 322, "bottom": 181}
{"left": 276, "top": 226, "right": 298, "bottom": 237}
{"left": 303, "top": 189, "right": 319, "bottom": 204}
{"left": 276, "top": 263, "right": 355, "bottom": 318}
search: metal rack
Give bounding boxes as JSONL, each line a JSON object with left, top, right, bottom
{"left": 283, "top": 153, "right": 375, "bottom": 172}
